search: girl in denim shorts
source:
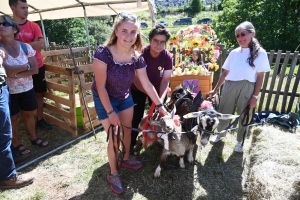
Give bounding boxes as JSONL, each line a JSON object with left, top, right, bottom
{"left": 91, "top": 12, "right": 168, "bottom": 195}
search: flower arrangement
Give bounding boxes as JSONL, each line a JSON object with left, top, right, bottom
{"left": 170, "top": 25, "right": 220, "bottom": 76}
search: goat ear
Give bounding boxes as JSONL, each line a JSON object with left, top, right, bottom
{"left": 217, "top": 113, "right": 240, "bottom": 120}
{"left": 148, "top": 120, "right": 162, "bottom": 126}
{"left": 183, "top": 111, "right": 204, "bottom": 119}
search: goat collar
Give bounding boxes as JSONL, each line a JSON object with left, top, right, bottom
{"left": 197, "top": 126, "right": 217, "bottom": 135}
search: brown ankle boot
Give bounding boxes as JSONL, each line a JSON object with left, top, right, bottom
{"left": 0, "top": 173, "right": 34, "bottom": 189}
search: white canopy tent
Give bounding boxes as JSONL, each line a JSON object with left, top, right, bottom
{"left": 0, "top": 0, "right": 156, "bottom": 49}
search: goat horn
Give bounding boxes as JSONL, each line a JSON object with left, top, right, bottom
{"left": 183, "top": 111, "right": 204, "bottom": 119}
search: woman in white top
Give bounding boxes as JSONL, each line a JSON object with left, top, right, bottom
{"left": 208, "top": 21, "right": 270, "bottom": 152}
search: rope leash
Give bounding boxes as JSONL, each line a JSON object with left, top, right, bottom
{"left": 107, "top": 124, "right": 125, "bottom": 169}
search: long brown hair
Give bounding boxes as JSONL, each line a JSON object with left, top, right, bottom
{"left": 105, "top": 13, "right": 143, "bottom": 52}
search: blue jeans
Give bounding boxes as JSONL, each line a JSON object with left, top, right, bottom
{"left": 0, "top": 85, "right": 16, "bottom": 181}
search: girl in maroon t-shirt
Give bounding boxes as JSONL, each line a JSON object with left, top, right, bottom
{"left": 92, "top": 13, "right": 168, "bottom": 195}
{"left": 130, "top": 24, "right": 173, "bottom": 152}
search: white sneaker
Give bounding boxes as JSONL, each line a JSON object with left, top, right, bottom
{"left": 210, "top": 135, "right": 221, "bottom": 143}
{"left": 234, "top": 143, "right": 243, "bottom": 152}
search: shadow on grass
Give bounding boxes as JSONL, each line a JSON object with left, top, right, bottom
{"left": 195, "top": 141, "right": 245, "bottom": 199}
{"left": 70, "top": 142, "right": 197, "bottom": 200}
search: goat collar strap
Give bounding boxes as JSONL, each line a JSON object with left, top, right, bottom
{"left": 197, "top": 127, "right": 216, "bottom": 135}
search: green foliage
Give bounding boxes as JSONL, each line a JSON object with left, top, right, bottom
{"left": 42, "top": 18, "right": 87, "bottom": 46}
{"left": 42, "top": 16, "right": 112, "bottom": 46}
{"left": 88, "top": 16, "right": 112, "bottom": 46}
{"left": 214, "top": 0, "right": 300, "bottom": 51}
{"left": 190, "top": 0, "right": 202, "bottom": 13}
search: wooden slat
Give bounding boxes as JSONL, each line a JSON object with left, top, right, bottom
{"left": 287, "top": 52, "right": 300, "bottom": 112}
{"left": 43, "top": 113, "right": 77, "bottom": 137}
{"left": 263, "top": 90, "right": 300, "bottom": 96}
{"left": 265, "top": 50, "right": 282, "bottom": 111}
{"left": 46, "top": 81, "right": 73, "bottom": 94}
{"left": 42, "top": 47, "right": 88, "bottom": 57}
{"left": 82, "top": 107, "right": 97, "bottom": 118}
{"left": 81, "top": 82, "right": 92, "bottom": 92}
{"left": 83, "top": 118, "right": 101, "bottom": 132}
{"left": 44, "top": 64, "right": 72, "bottom": 75}
{"left": 77, "top": 64, "right": 94, "bottom": 73}
{"left": 50, "top": 57, "right": 88, "bottom": 66}
{"left": 258, "top": 50, "right": 275, "bottom": 112}
{"left": 44, "top": 102, "right": 72, "bottom": 119}
{"left": 44, "top": 92, "right": 72, "bottom": 107}
{"left": 47, "top": 76, "right": 68, "bottom": 83}
{"left": 272, "top": 52, "right": 290, "bottom": 111}
{"left": 281, "top": 52, "right": 295, "bottom": 112}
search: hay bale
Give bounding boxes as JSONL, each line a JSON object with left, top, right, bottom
{"left": 247, "top": 126, "right": 300, "bottom": 199}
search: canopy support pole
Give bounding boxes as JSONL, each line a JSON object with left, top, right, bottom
{"left": 38, "top": 12, "right": 48, "bottom": 51}
{"left": 28, "top": 5, "right": 48, "bottom": 50}
{"left": 76, "top": 0, "right": 91, "bottom": 62}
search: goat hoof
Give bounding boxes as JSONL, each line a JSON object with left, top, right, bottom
{"left": 154, "top": 166, "right": 161, "bottom": 178}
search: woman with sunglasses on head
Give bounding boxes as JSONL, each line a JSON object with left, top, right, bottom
{"left": 92, "top": 13, "right": 168, "bottom": 194}
{"left": 130, "top": 24, "right": 173, "bottom": 154}
{"left": 0, "top": 15, "right": 48, "bottom": 158}
{"left": 207, "top": 21, "right": 270, "bottom": 152}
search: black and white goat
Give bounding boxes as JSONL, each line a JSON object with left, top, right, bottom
{"left": 184, "top": 108, "right": 239, "bottom": 146}
{"left": 135, "top": 107, "right": 195, "bottom": 177}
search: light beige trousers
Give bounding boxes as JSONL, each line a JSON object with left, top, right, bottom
{"left": 217, "top": 80, "right": 255, "bottom": 143}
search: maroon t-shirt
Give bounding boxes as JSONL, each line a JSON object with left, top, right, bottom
{"left": 92, "top": 46, "right": 146, "bottom": 100}
{"left": 131, "top": 45, "right": 173, "bottom": 92}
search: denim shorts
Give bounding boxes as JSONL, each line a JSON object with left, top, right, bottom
{"left": 93, "top": 93, "right": 135, "bottom": 120}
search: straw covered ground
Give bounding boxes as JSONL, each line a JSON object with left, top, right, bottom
{"left": 246, "top": 126, "right": 300, "bottom": 199}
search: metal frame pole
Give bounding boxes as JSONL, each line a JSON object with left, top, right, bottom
{"left": 77, "top": 1, "right": 90, "bottom": 50}
{"left": 38, "top": 12, "right": 48, "bottom": 50}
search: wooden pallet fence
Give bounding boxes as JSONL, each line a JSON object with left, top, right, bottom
{"left": 41, "top": 48, "right": 100, "bottom": 137}
{"left": 258, "top": 51, "right": 300, "bottom": 113}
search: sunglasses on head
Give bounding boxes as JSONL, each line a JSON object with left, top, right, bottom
{"left": 119, "top": 12, "right": 137, "bottom": 22}
{"left": 0, "top": 21, "right": 12, "bottom": 27}
{"left": 235, "top": 32, "right": 248, "bottom": 38}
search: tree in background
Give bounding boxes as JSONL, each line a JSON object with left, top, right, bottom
{"left": 189, "top": 0, "right": 202, "bottom": 14}
{"left": 213, "top": 0, "right": 300, "bottom": 51}
{"left": 40, "top": 16, "right": 112, "bottom": 47}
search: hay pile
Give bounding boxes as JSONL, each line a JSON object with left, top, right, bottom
{"left": 247, "top": 126, "right": 300, "bottom": 199}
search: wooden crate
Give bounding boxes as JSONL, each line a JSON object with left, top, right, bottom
{"left": 170, "top": 74, "right": 213, "bottom": 96}
{"left": 41, "top": 48, "right": 101, "bottom": 137}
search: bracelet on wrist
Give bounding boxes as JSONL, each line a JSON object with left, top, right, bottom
{"left": 252, "top": 95, "right": 259, "bottom": 99}
{"left": 107, "top": 109, "right": 114, "bottom": 115}
{"left": 26, "top": 63, "right": 30, "bottom": 71}
{"left": 156, "top": 103, "right": 164, "bottom": 108}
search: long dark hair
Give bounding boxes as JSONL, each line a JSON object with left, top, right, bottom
{"left": 235, "top": 21, "right": 261, "bottom": 68}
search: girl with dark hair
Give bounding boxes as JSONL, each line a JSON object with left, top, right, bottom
{"left": 91, "top": 13, "right": 168, "bottom": 194}
{"left": 130, "top": 24, "right": 173, "bottom": 153}
{"left": 208, "top": 21, "right": 270, "bottom": 152}
{"left": 190, "top": 48, "right": 202, "bottom": 64}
